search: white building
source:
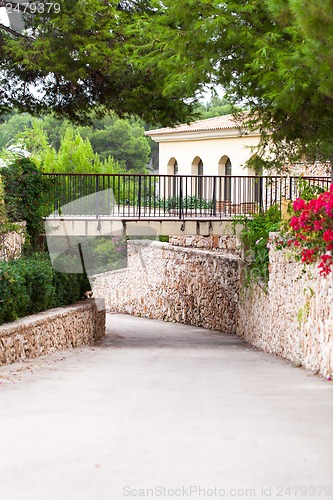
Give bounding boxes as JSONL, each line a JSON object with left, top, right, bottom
{"left": 146, "top": 114, "right": 261, "bottom": 178}
{"left": 146, "top": 114, "right": 263, "bottom": 212}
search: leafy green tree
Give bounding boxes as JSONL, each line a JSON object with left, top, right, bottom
{"left": 14, "top": 118, "right": 55, "bottom": 167}
{"left": 5, "top": 118, "right": 131, "bottom": 174}
{"left": 198, "top": 96, "right": 238, "bottom": 119}
{"left": 0, "top": 113, "right": 34, "bottom": 149}
{"left": 0, "top": 112, "right": 151, "bottom": 172}
{"left": 0, "top": 1, "right": 198, "bottom": 125}
{"left": 3, "top": 1, "right": 333, "bottom": 173}
{"left": 80, "top": 115, "right": 150, "bottom": 172}
{"left": 38, "top": 115, "right": 65, "bottom": 151}
{"left": 129, "top": 0, "right": 333, "bottom": 171}
{"left": 56, "top": 126, "right": 95, "bottom": 173}
{"left": 1, "top": 157, "right": 57, "bottom": 249}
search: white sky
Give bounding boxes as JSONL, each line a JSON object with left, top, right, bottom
{"left": 0, "top": 7, "right": 11, "bottom": 27}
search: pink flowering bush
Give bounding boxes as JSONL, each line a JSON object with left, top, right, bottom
{"left": 286, "top": 184, "right": 333, "bottom": 275}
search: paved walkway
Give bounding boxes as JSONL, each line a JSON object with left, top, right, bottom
{"left": 0, "top": 314, "right": 332, "bottom": 500}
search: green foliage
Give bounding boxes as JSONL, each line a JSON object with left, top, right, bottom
{"left": 52, "top": 269, "right": 91, "bottom": 308}
{"left": 0, "top": 174, "right": 24, "bottom": 238}
{"left": 129, "top": 0, "right": 333, "bottom": 169}
{"left": 0, "top": 253, "right": 90, "bottom": 325}
{"left": 0, "top": 1, "right": 198, "bottom": 125}
{"left": 296, "top": 179, "right": 325, "bottom": 201}
{"left": 158, "top": 236, "right": 169, "bottom": 243}
{"left": 78, "top": 236, "right": 128, "bottom": 275}
{"left": 197, "top": 96, "right": 240, "bottom": 119}
{"left": 1, "top": 157, "right": 57, "bottom": 250}
{"left": 81, "top": 115, "right": 151, "bottom": 172}
{"left": 3, "top": 1, "right": 333, "bottom": 169}
{"left": 158, "top": 196, "right": 214, "bottom": 211}
{"left": 0, "top": 113, "right": 34, "bottom": 150}
{"left": 1, "top": 113, "right": 151, "bottom": 174}
{"left": 233, "top": 205, "right": 282, "bottom": 284}
{"left": 55, "top": 126, "right": 95, "bottom": 173}
{"left": 0, "top": 174, "right": 6, "bottom": 222}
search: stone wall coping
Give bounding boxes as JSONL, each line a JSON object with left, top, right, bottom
{"left": 0, "top": 299, "right": 100, "bottom": 336}
{"left": 129, "top": 239, "right": 240, "bottom": 262}
{"left": 93, "top": 267, "right": 127, "bottom": 279}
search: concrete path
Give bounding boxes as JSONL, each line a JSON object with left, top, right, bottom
{"left": 0, "top": 314, "right": 332, "bottom": 500}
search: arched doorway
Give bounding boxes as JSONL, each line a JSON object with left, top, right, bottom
{"left": 247, "top": 155, "right": 263, "bottom": 206}
{"left": 191, "top": 157, "right": 204, "bottom": 200}
{"left": 224, "top": 158, "right": 232, "bottom": 201}
{"left": 218, "top": 156, "right": 232, "bottom": 203}
{"left": 167, "top": 157, "right": 179, "bottom": 197}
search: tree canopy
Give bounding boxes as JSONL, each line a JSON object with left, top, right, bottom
{"left": 1, "top": 1, "right": 333, "bottom": 169}
{"left": 131, "top": 0, "right": 333, "bottom": 169}
{"left": 196, "top": 96, "right": 237, "bottom": 120}
{"left": 0, "top": 0, "right": 198, "bottom": 125}
{"left": 0, "top": 112, "right": 151, "bottom": 172}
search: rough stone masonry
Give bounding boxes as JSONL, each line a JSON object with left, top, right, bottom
{"left": 93, "top": 239, "right": 333, "bottom": 379}
{"left": 0, "top": 300, "right": 105, "bottom": 366}
{"left": 92, "top": 240, "right": 240, "bottom": 334}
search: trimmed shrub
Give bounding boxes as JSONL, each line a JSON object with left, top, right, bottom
{"left": 0, "top": 261, "right": 30, "bottom": 323}
{"left": 52, "top": 270, "right": 90, "bottom": 308}
{"left": 1, "top": 158, "right": 57, "bottom": 251}
{"left": 0, "top": 253, "right": 91, "bottom": 325}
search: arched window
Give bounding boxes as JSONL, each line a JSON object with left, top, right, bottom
{"left": 174, "top": 160, "right": 178, "bottom": 175}
{"left": 167, "top": 158, "right": 178, "bottom": 196}
{"left": 198, "top": 159, "right": 203, "bottom": 198}
{"left": 173, "top": 160, "right": 178, "bottom": 196}
{"left": 248, "top": 156, "right": 263, "bottom": 204}
{"left": 224, "top": 158, "right": 232, "bottom": 201}
{"left": 225, "top": 158, "right": 232, "bottom": 176}
{"left": 198, "top": 159, "right": 203, "bottom": 176}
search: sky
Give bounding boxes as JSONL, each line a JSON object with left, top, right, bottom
{"left": 0, "top": 7, "right": 10, "bottom": 27}
{"left": 0, "top": 5, "right": 25, "bottom": 31}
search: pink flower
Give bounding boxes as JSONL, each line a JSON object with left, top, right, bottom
{"left": 290, "top": 216, "right": 300, "bottom": 231}
{"left": 323, "top": 229, "right": 333, "bottom": 242}
{"left": 318, "top": 254, "right": 333, "bottom": 276}
{"left": 288, "top": 186, "right": 333, "bottom": 276}
{"left": 299, "top": 209, "right": 312, "bottom": 230}
{"left": 293, "top": 197, "right": 307, "bottom": 212}
{"left": 301, "top": 248, "right": 316, "bottom": 264}
{"left": 313, "top": 219, "right": 323, "bottom": 231}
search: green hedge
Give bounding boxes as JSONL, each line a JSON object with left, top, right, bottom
{"left": 0, "top": 254, "right": 91, "bottom": 325}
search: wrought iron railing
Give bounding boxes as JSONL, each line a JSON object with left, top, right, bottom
{"left": 43, "top": 173, "right": 331, "bottom": 218}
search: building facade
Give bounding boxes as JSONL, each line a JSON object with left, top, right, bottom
{"left": 146, "top": 114, "right": 261, "bottom": 178}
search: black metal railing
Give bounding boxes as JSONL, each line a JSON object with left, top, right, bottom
{"left": 43, "top": 173, "right": 331, "bottom": 219}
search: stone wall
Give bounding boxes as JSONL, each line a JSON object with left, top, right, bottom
{"left": 93, "top": 239, "right": 333, "bottom": 379}
{"left": 0, "top": 223, "right": 26, "bottom": 261}
{"left": 238, "top": 247, "right": 333, "bottom": 379}
{"left": 0, "top": 299, "right": 105, "bottom": 366}
{"left": 169, "top": 234, "right": 241, "bottom": 254}
{"left": 93, "top": 241, "right": 240, "bottom": 333}
{"left": 282, "top": 162, "right": 331, "bottom": 177}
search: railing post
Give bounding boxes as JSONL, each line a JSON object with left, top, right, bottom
{"left": 95, "top": 175, "right": 100, "bottom": 223}
{"left": 212, "top": 176, "right": 216, "bottom": 216}
{"left": 179, "top": 176, "right": 183, "bottom": 219}
{"left": 138, "top": 176, "right": 142, "bottom": 219}
{"left": 258, "top": 176, "right": 263, "bottom": 211}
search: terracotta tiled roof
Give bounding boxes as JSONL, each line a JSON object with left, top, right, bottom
{"left": 146, "top": 113, "right": 248, "bottom": 136}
